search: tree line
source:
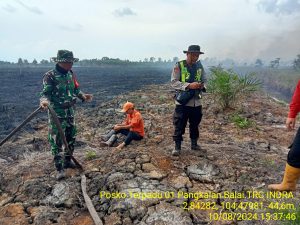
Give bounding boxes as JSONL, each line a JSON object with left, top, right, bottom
{"left": 0, "top": 57, "right": 180, "bottom": 67}
{"left": 1, "top": 55, "right": 300, "bottom": 70}
{"left": 255, "top": 55, "right": 300, "bottom": 70}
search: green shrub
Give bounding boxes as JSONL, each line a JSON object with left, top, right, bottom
{"left": 159, "top": 95, "right": 167, "bottom": 102}
{"left": 85, "top": 150, "right": 97, "bottom": 160}
{"left": 230, "top": 114, "right": 253, "bottom": 129}
{"left": 207, "top": 66, "right": 261, "bottom": 110}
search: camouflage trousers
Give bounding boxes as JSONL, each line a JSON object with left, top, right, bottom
{"left": 48, "top": 116, "right": 77, "bottom": 170}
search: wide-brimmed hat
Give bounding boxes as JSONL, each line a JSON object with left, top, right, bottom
{"left": 183, "top": 45, "right": 204, "bottom": 54}
{"left": 51, "top": 50, "right": 79, "bottom": 63}
{"left": 120, "top": 102, "right": 134, "bottom": 112}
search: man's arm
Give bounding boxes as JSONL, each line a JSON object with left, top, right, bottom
{"left": 114, "top": 124, "right": 132, "bottom": 130}
{"left": 199, "top": 62, "right": 207, "bottom": 91}
{"left": 171, "top": 63, "right": 190, "bottom": 91}
{"left": 287, "top": 80, "right": 300, "bottom": 130}
{"left": 114, "top": 113, "right": 143, "bottom": 131}
{"left": 72, "top": 72, "right": 93, "bottom": 102}
{"left": 72, "top": 72, "right": 85, "bottom": 101}
{"left": 114, "top": 117, "right": 130, "bottom": 130}
{"left": 199, "top": 62, "right": 207, "bottom": 84}
{"left": 40, "top": 73, "right": 54, "bottom": 109}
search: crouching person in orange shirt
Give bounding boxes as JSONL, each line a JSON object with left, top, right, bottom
{"left": 101, "top": 102, "right": 145, "bottom": 150}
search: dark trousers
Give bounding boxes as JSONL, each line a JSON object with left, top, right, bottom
{"left": 116, "top": 129, "right": 143, "bottom": 146}
{"left": 287, "top": 127, "right": 300, "bottom": 168}
{"left": 173, "top": 105, "right": 202, "bottom": 142}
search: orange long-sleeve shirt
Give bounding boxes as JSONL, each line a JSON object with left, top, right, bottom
{"left": 124, "top": 109, "right": 145, "bottom": 137}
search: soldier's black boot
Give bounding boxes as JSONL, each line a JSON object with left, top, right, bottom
{"left": 54, "top": 155, "right": 65, "bottom": 180}
{"left": 64, "top": 155, "right": 77, "bottom": 169}
{"left": 101, "top": 130, "right": 116, "bottom": 142}
{"left": 172, "top": 141, "right": 181, "bottom": 156}
{"left": 191, "top": 139, "right": 201, "bottom": 151}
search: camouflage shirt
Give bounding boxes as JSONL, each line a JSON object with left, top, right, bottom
{"left": 40, "top": 64, "right": 85, "bottom": 118}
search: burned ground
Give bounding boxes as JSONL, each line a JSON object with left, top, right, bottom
{"left": 0, "top": 78, "right": 299, "bottom": 225}
{"left": 0, "top": 66, "right": 170, "bottom": 138}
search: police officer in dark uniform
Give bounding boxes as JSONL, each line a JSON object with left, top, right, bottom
{"left": 171, "top": 45, "right": 207, "bottom": 156}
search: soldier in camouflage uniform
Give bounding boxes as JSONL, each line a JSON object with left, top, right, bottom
{"left": 40, "top": 50, "right": 92, "bottom": 180}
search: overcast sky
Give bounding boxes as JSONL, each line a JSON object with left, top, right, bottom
{"left": 1, "top": 0, "right": 300, "bottom": 62}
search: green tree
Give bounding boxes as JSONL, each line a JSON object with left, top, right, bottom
{"left": 17, "top": 58, "right": 23, "bottom": 66}
{"left": 23, "top": 59, "right": 29, "bottom": 65}
{"left": 207, "top": 66, "right": 261, "bottom": 110}
{"left": 102, "top": 56, "right": 109, "bottom": 61}
{"left": 32, "top": 59, "right": 38, "bottom": 65}
{"left": 293, "top": 54, "right": 300, "bottom": 71}
{"left": 270, "top": 58, "right": 280, "bottom": 68}
{"left": 255, "top": 59, "right": 263, "bottom": 67}
{"left": 149, "top": 57, "right": 155, "bottom": 63}
{"left": 39, "top": 59, "right": 49, "bottom": 65}
{"left": 0, "top": 60, "right": 11, "bottom": 66}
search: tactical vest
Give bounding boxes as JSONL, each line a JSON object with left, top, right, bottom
{"left": 179, "top": 60, "right": 202, "bottom": 83}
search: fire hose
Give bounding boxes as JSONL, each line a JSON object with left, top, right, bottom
{"left": 0, "top": 106, "right": 42, "bottom": 147}
{"left": 0, "top": 106, "right": 102, "bottom": 225}
{"left": 47, "top": 106, "right": 103, "bottom": 225}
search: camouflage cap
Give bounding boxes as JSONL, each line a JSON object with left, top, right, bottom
{"left": 51, "top": 50, "right": 79, "bottom": 63}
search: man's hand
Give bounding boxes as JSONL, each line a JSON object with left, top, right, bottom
{"left": 83, "top": 94, "right": 93, "bottom": 102}
{"left": 113, "top": 125, "right": 121, "bottom": 131}
{"left": 188, "top": 82, "right": 203, "bottom": 90}
{"left": 198, "top": 83, "right": 204, "bottom": 89}
{"left": 286, "top": 117, "right": 296, "bottom": 131}
{"left": 40, "top": 100, "right": 49, "bottom": 110}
